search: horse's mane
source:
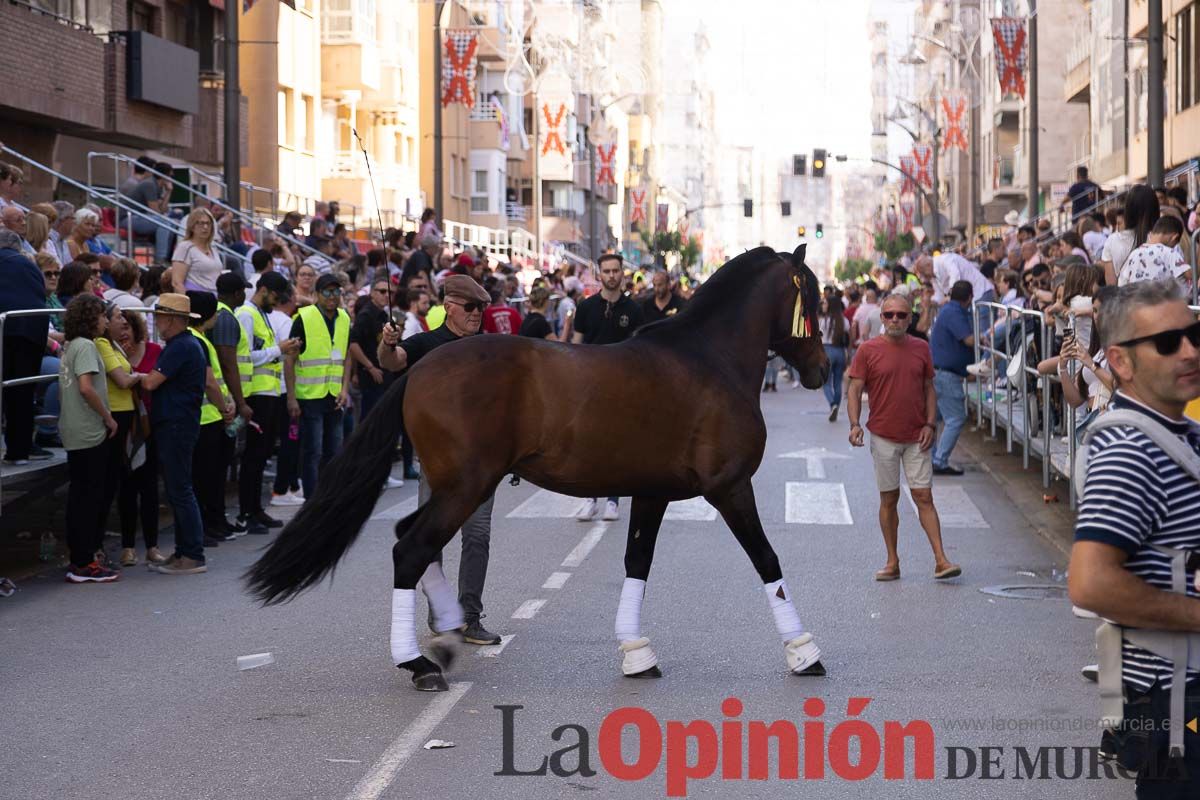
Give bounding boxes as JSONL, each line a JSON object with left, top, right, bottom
{"left": 636, "top": 247, "right": 785, "bottom": 336}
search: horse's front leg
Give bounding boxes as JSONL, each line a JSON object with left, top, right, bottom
{"left": 616, "top": 496, "right": 669, "bottom": 678}
{"left": 707, "top": 480, "right": 825, "bottom": 676}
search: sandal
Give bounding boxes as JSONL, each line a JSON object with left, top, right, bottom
{"left": 874, "top": 566, "right": 900, "bottom": 582}
{"left": 934, "top": 564, "right": 963, "bottom": 580}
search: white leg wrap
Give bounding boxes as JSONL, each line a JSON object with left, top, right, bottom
{"left": 419, "top": 561, "right": 464, "bottom": 633}
{"left": 618, "top": 637, "right": 659, "bottom": 675}
{"left": 765, "top": 579, "right": 805, "bottom": 643}
{"left": 615, "top": 577, "right": 646, "bottom": 642}
{"left": 785, "top": 633, "right": 821, "bottom": 674}
{"left": 390, "top": 589, "right": 421, "bottom": 664}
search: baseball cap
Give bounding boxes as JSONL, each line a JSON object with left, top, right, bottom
{"left": 315, "top": 273, "right": 342, "bottom": 292}
{"left": 257, "top": 271, "right": 291, "bottom": 296}
{"left": 216, "top": 271, "right": 251, "bottom": 294}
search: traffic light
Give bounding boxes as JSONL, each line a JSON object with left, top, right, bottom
{"left": 743, "top": 198, "right": 753, "bottom": 217}
{"left": 797, "top": 225, "right": 807, "bottom": 238}
{"left": 781, "top": 201, "right": 791, "bottom": 216}
{"left": 812, "top": 148, "right": 827, "bottom": 178}
{"left": 792, "top": 154, "right": 807, "bottom": 176}
{"left": 815, "top": 223, "right": 824, "bottom": 238}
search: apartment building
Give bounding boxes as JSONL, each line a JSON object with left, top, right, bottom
{"left": 0, "top": 0, "right": 246, "bottom": 200}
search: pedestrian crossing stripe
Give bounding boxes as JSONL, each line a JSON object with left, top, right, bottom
{"left": 371, "top": 496, "right": 418, "bottom": 521}
{"left": 785, "top": 482, "right": 854, "bottom": 525}
{"left": 506, "top": 489, "right": 717, "bottom": 521}
{"left": 904, "top": 485, "right": 989, "bottom": 528}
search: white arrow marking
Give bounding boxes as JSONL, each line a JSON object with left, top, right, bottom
{"left": 778, "top": 447, "right": 851, "bottom": 479}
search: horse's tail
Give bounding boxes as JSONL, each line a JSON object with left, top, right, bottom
{"left": 244, "top": 374, "right": 409, "bottom": 605}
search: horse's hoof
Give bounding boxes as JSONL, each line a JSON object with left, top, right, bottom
{"left": 412, "top": 671, "right": 450, "bottom": 692}
{"left": 785, "top": 633, "right": 823, "bottom": 675}
{"left": 793, "top": 660, "right": 826, "bottom": 677}
{"left": 625, "top": 665, "right": 662, "bottom": 679}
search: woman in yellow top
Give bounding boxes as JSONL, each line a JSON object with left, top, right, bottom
{"left": 95, "top": 303, "right": 147, "bottom": 567}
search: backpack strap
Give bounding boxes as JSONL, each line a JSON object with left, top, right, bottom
{"left": 1073, "top": 409, "right": 1200, "bottom": 498}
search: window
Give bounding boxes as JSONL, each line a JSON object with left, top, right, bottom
{"left": 278, "top": 90, "right": 291, "bottom": 146}
{"left": 1178, "top": 3, "right": 1199, "bottom": 111}
{"left": 300, "top": 95, "right": 314, "bottom": 151}
{"left": 471, "top": 169, "right": 489, "bottom": 213}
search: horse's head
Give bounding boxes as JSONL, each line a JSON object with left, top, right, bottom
{"left": 771, "top": 244, "right": 829, "bottom": 389}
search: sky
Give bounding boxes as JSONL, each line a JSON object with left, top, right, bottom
{"left": 679, "top": 0, "right": 911, "bottom": 162}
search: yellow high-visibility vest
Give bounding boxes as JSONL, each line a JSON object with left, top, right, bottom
{"left": 293, "top": 305, "right": 350, "bottom": 401}
{"left": 235, "top": 301, "right": 280, "bottom": 395}
{"left": 190, "top": 328, "right": 229, "bottom": 426}
{"left": 217, "top": 300, "right": 251, "bottom": 389}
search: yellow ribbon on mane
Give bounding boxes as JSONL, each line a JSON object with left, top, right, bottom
{"left": 791, "top": 275, "right": 811, "bottom": 338}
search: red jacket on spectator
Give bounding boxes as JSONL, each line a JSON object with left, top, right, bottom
{"left": 482, "top": 305, "right": 522, "bottom": 335}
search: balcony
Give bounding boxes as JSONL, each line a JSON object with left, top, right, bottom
{"left": 1063, "top": 31, "right": 1091, "bottom": 104}
{"left": 990, "top": 156, "right": 1025, "bottom": 197}
{"left": 505, "top": 202, "right": 528, "bottom": 222}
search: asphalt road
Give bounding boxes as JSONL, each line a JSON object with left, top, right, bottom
{"left": 0, "top": 385, "right": 1128, "bottom": 799}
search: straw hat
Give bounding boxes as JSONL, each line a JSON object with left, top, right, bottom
{"left": 155, "top": 293, "right": 200, "bottom": 319}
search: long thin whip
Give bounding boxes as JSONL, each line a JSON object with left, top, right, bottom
{"left": 351, "top": 127, "right": 393, "bottom": 321}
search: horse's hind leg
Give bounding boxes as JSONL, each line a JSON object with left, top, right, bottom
{"left": 616, "top": 496, "right": 669, "bottom": 678}
{"left": 390, "top": 484, "right": 495, "bottom": 691}
{"left": 707, "top": 480, "right": 825, "bottom": 677}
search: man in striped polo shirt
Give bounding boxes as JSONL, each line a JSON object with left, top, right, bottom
{"left": 1069, "top": 280, "right": 1200, "bottom": 795}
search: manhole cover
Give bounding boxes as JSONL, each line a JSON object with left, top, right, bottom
{"left": 979, "top": 584, "right": 1069, "bottom": 600}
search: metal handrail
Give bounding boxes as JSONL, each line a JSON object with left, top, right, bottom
{"left": 0, "top": 306, "right": 154, "bottom": 517}
{"left": 0, "top": 143, "right": 244, "bottom": 268}
{"left": 85, "top": 151, "right": 328, "bottom": 264}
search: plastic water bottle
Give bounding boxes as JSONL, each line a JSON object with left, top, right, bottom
{"left": 39, "top": 532, "right": 55, "bottom": 562}
{"left": 225, "top": 415, "right": 245, "bottom": 439}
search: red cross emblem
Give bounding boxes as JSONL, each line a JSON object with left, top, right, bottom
{"left": 595, "top": 143, "right": 617, "bottom": 185}
{"left": 541, "top": 104, "right": 567, "bottom": 156}
{"left": 630, "top": 189, "right": 647, "bottom": 225}
{"left": 441, "top": 32, "right": 478, "bottom": 109}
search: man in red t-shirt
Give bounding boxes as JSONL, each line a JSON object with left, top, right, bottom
{"left": 847, "top": 292, "right": 962, "bottom": 583}
{"left": 481, "top": 278, "right": 522, "bottom": 335}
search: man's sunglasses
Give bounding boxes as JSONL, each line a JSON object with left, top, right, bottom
{"left": 42, "top": 270, "right": 60, "bottom": 277}
{"left": 1116, "top": 321, "right": 1200, "bottom": 356}
{"left": 318, "top": 287, "right": 341, "bottom": 298}
{"left": 450, "top": 300, "right": 485, "bottom": 313}
{"left": 881, "top": 311, "right": 910, "bottom": 321}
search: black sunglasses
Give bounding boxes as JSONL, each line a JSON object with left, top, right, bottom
{"left": 318, "top": 287, "right": 341, "bottom": 297}
{"left": 1116, "top": 321, "right": 1200, "bottom": 356}
{"left": 881, "top": 311, "right": 910, "bottom": 320}
{"left": 450, "top": 301, "right": 485, "bottom": 313}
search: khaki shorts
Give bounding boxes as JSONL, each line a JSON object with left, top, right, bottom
{"left": 869, "top": 434, "right": 932, "bottom": 492}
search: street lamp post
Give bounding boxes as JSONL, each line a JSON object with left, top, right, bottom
{"left": 1027, "top": 0, "right": 1039, "bottom": 218}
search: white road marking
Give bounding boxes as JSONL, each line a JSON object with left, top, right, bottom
{"left": 663, "top": 497, "right": 719, "bottom": 521}
{"left": 785, "top": 482, "right": 854, "bottom": 525}
{"left": 371, "top": 496, "right": 418, "bottom": 521}
{"left": 905, "top": 484, "right": 990, "bottom": 528}
{"left": 343, "top": 681, "right": 472, "bottom": 800}
{"left": 506, "top": 489, "right": 584, "bottom": 518}
{"left": 512, "top": 599, "right": 547, "bottom": 619}
{"left": 476, "top": 634, "right": 516, "bottom": 658}
{"left": 778, "top": 447, "right": 851, "bottom": 479}
{"left": 561, "top": 523, "right": 608, "bottom": 567}
{"left": 542, "top": 571, "right": 572, "bottom": 589}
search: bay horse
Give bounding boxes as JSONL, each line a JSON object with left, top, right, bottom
{"left": 246, "top": 244, "right": 830, "bottom": 691}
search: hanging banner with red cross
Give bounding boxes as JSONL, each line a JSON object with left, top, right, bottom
{"left": 678, "top": 217, "right": 690, "bottom": 237}
{"left": 441, "top": 30, "right": 479, "bottom": 109}
{"left": 595, "top": 142, "right": 617, "bottom": 185}
{"left": 540, "top": 103, "right": 567, "bottom": 156}
{"left": 656, "top": 203, "right": 669, "bottom": 231}
{"left": 911, "top": 144, "right": 933, "bottom": 190}
{"left": 941, "top": 92, "right": 968, "bottom": 152}
{"left": 899, "top": 155, "right": 916, "bottom": 194}
{"left": 991, "top": 17, "right": 1027, "bottom": 98}
{"left": 900, "top": 194, "right": 915, "bottom": 233}
{"left": 629, "top": 189, "right": 647, "bottom": 226}
{"left": 885, "top": 208, "right": 897, "bottom": 238}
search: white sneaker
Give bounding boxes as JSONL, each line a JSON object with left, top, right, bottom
{"left": 602, "top": 500, "right": 619, "bottom": 521}
{"left": 385, "top": 476, "right": 405, "bottom": 489}
{"left": 270, "top": 492, "right": 304, "bottom": 507}
{"left": 1071, "top": 605, "right": 1099, "bottom": 620}
{"left": 575, "top": 499, "right": 598, "bottom": 522}
{"left": 966, "top": 361, "right": 993, "bottom": 377}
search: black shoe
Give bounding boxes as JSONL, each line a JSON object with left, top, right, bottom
{"left": 227, "top": 516, "right": 247, "bottom": 534}
{"left": 403, "top": 468, "right": 420, "bottom": 481}
{"left": 933, "top": 464, "right": 964, "bottom": 476}
{"left": 29, "top": 445, "right": 55, "bottom": 459}
{"left": 244, "top": 522, "right": 271, "bottom": 535}
{"left": 248, "top": 511, "right": 283, "bottom": 529}
{"left": 206, "top": 527, "right": 234, "bottom": 542}
{"left": 828, "top": 404, "right": 839, "bottom": 423}
{"left": 461, "top": 618, "right": 502, "bottom": 646}
{"left": 35, "top": 433, "right": 63, "bottom": 449}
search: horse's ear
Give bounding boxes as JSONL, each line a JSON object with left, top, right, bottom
{"left": 791, "top": 244, "right": 807, "bottom": 267}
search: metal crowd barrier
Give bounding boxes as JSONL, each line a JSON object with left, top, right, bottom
{"left": 0, "top": 306, "right": 154, "bottom": 517}
{"left": 971, "top": 299, "right": 1200, "bottom": 510}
